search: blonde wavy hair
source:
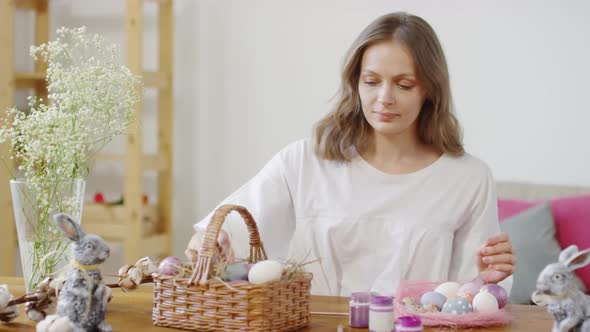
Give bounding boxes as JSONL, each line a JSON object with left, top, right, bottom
{"left": 314, "top": 12, "right": 464, "bottom": 161}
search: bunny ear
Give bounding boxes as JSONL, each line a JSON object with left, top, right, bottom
{"left": 558, "top": 245, "right": 579, "bottom": 263}
{"left": 564, "top": 248, "right": 590, "bottom": 271}
{"left": 54, "top": 213, "right": 84, "bottom": 242}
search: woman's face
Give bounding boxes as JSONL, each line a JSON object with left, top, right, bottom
{"left": 358, "top": 40, "right": 427, "bottom": 139}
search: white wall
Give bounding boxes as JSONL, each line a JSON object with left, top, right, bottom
{"left": 12, "top": 0, "right": 590, "bottom": 258}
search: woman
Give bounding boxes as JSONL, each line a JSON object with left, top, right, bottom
{"left": 186, "top": 12, "right": 515, "bottom": 296}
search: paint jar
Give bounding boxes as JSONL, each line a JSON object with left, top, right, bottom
{"left": 369, "top": 295, "right": 394, "bottom": 332}
{"left": 349, "top": 292, "right": 370, "bottom": 328}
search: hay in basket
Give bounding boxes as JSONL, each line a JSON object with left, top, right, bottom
{"left": 394, "top": 280, "right": 511, "bottom": 328}
{"left": 151, "top": 204, "right": 313, "bottom": 332}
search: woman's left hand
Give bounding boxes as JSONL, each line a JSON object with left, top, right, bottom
{"left": 477, "top": 232, "right": 516, "bottom": 284}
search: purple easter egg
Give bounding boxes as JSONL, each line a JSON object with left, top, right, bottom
{"left": 480, "top": 284, "right": 508, "bottom": 309}
{"left": 158, "top": 256, "right": 182, "bottom": 276}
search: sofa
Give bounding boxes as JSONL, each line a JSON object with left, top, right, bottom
{"left": 496, "top": 181, "right": 590, "bottom": 304}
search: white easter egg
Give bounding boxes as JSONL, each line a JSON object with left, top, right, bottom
{"left": 248, "top": 260, "right": 283, "bottom": 284}
{"left": 472, "top": 289, "right": 499, "bottom": 313}
{"left": 434, "top": 282, "right": 461, "bottom": 298}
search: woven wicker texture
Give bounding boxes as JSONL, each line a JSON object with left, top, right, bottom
{"left": 152, "top": 204, "right": 312, "bottom": 331}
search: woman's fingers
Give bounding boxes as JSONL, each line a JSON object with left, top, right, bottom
{"left": 488, "top": 264, "right": 514, "bottom": 274}
{"left": 481, "top": 241, "right": 512, "bottom": 256}
{"left": 482, "top": 253, "right": 516, "bottom": 265}
{"left": 485, "top": 232, "right": 510, "bottom": 247}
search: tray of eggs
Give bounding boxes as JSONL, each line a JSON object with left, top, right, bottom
{"left": 394, "top": 280, "right": 511, "bottom": 328}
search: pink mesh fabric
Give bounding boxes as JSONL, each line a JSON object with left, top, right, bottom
{"left": 394, "top": 280, "right": 511, "bottom": 328}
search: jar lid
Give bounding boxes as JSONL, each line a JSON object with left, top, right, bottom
{"left": 350, "top": 292, "right": 371, "bottom": 303}
{"left": 396, "top": 315, "right": 422, "bottom": 328}
{"left": 370, "top": 295, "right": 393, "bottom": 306}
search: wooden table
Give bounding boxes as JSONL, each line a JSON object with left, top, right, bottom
{"left": 0, "top": 277, "right": 553, "bottom": 331}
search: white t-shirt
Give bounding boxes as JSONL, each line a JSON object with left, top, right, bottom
{"left": 194, "top": 139, "right": 512, "bottom": 296}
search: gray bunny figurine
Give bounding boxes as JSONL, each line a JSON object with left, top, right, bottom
{"left": 52, "top": 213, "right": 112, "bottom": 332}
{"left": 532, "top": 245, "right": 590, "bottom": 332}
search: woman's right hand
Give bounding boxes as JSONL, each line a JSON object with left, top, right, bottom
{"left": 185, "top": 228, "right": 235, "bottom": 263}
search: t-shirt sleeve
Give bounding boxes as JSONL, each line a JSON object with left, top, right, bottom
{"left": 448, "top": 166, "right": 513, "bottom": 294}
{"left": 193, "top": 148, "right": 296, "bottom": 260}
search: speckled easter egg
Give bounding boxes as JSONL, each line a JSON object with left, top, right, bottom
{"left": 422, "top": 303, "right": 440, "bottom": 313}
{"left": 480, "top": 284, "right": 508, "bottom": 309}
{"left": 402, "top": 297, "right": 417, "bottom": 306}
{"left": 442, "top": 298, "right": 473, "bottom": 315}
{"left": 420, "top": 291, "right": 447, "bottom": 310}
{"left": 473, "top": 289, "right": 499, "bottom": 313}
{"left": 457, "top": 294, "right": 474, "bottom": 303}
{"left": 435, "top": 282, "right": 461, "bottom": 298}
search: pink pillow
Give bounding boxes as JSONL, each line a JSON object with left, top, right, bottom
{"left": 498, "top": 195, "right": 590, "bottom": 290}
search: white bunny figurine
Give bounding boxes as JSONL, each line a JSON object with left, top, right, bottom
{"left": 532, "top": 245, "right": 590, "bottom": 332}
{"left": 37, "top": 213, "right": 112, "bottom": 332}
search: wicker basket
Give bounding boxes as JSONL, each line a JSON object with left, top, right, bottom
{"left": 152, "top": 204, "right": 313, "bottom": 331}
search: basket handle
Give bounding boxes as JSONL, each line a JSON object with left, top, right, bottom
{"left": 188, "top": 204, "right": 268, "bottom": 286}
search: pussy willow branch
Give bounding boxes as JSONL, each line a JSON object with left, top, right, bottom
{"left": 5, "top": 276, "right": 155, "bottom": 307}
{"left": 6, "top": 291, "right": 47, "bottom": 307}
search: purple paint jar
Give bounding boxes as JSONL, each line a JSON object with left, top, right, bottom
{"left": 395, "top": 316, "right": 423, "bottom": 332}
{"left": 369, "top": 295, "right": 394, "bottom": 332}
{"left": 349, "top": 292, "right": 370, "bottom": 328}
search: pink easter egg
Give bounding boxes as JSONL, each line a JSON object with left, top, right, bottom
{"left": 457, "top": 280, "right": 483, "bottom": 298}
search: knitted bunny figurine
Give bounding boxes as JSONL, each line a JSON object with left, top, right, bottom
{"left": 50, "top": 213, "right": 112, "bottom": 332}
{"left": 532, "top": 245, "right": 590, "bottom": 332}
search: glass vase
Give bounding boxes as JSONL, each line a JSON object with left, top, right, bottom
{"left": 10, "top": 179, "right": 85, "bottom": 293}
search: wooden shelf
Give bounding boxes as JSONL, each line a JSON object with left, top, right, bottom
{"left": 0, "top": 0, "right": 16, "bottom": 276}
{"left": 14, "top": 0, "right": 37, "bottom": 9}
{"left": 15, "top": 72, "right": 45, "bottom": 88}
{"left": 83, "top": 203, "right": 160, "bottom": 239}
{"left": 1, "top": 0, "right": 175, "bottom": 273}
{"left": 143, "top": 0, "right": 172, "bottom": 5}
{"left": 15, "top": 71, "right": 170, "bottom": 89}
{"left": 142, "top": 71, "right": 170, "bottom": 89}
{"left": 94, "top": 153, "right": 169, "bottom": 172}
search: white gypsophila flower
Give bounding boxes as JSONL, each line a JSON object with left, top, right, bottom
{"left": 0, "top": 26, "right": 141, "bottom": 291}
{"left": 3, "top": 27, "right": 140, "bottom": 184}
